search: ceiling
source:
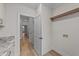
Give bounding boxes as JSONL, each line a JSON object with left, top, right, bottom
{"left": 44, "top": 3, "right": 65, "bottom": 9}
{"left": 22, "top": 3, "right": 65, "bottom": 9}
{"left": 22, "top": 3, "right": 39, "bottom": 9}
{"left": 20, "top": 15, "right": 29, "bottom": 21}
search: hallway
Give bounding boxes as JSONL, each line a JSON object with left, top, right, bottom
{"left": 20, "top": 33, "right": 37, "bottom": 56}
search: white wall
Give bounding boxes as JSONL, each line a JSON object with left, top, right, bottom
{"left": 4, "top": 3, "right": 36, "bottom": 56}
{"left": 2, "top": 3, "right": 79, "bottom": 56}
{"left": 20, "top": 16, "right": 29, "bottom": 26}
{"left": 0, "top": 4, "right": 8, "bottom": 37}
{"left": 52, "top": 4, "right": 79, "bottom": 56}
{"left": 0, "top": 4, "right": 5, "bottom": 20}
{"left": 52, "top": 3, "right": 79, "bottom": 16}
{"left": 40, "top": 4, "right": 53, "bottom": 55}
{"left": 28, "top": 18, "right": 34, "bottom": 45}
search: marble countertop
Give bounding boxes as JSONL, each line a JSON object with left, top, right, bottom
{"left": 0, "top": 36, "right": 15, "bottom": 55}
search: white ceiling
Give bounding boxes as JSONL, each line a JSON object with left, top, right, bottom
{"left": 22, "top": 3, "right": 65, "bottom": 9}
{"left": 44, "top": 3, "right": 64, "bottom": 9}
{"left": 22, "top": 3, "right": 39, "bottom": 9}
{"left": 22, "top": 3, "right": 79, "bottom": 10}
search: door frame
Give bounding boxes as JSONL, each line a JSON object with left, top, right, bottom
{"left": 18, "top": 11, "right": 36, "bottom": 55}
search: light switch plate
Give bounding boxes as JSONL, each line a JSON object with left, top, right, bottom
{"left": 63, "top": 34, "right": 68, "bottom": 38}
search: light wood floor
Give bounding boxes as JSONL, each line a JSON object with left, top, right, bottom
{"left": 20, "top": 34, "right": 37, "bottom": 56}
{"left": 20, "top": 33, "right": 61, "bottom": 56}
{"left": 44, "top": 50, "right": 62, "bottom": 56}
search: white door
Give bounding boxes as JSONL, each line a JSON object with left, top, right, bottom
{"left": 34, "top": 15, "right": 42, "bottom": 55}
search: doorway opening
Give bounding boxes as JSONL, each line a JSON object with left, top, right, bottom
{"left": 20, "top": 15, "right": 37, "bottom": 56}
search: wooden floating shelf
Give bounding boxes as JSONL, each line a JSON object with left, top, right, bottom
{"left": 51, "top": 8, "right": 79, "bottom": 21}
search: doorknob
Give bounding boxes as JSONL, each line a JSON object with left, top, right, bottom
{"left": 39, "top": 37, "right": 42, "bottom": 39}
